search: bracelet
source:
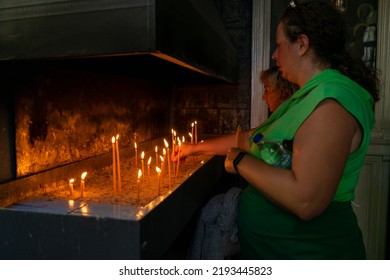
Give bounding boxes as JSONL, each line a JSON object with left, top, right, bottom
{"left": 233, "top": 151, "right": 247, "bottom": 175}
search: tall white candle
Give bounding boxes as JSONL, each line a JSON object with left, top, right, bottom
{"left": 176, "top": 139, "right": 182, "bottom": 177}
{"left": 191, "top": 122, "right": 194, "bottom": 143}
{"left": 155, "top": 146, "right": 159, "bottom": 167}
{"left": 112, "top": 136, "right": 117, "bottom": 195}
{"left": 115, "top": 134, "right": 122, "bottom": 194}
{"left": 69, "top": 178, "right": 75, "bottom": 196}
{"left": 160, "top": 155, "right": 165, "bottom": 179}
{"left": 80, "top": 172, "right": 87, "bottom": 198}
{"left": 147, "top": 156, "right": 151, "bottom": 179}
{"left": 134, "top": 142, "right": 138, "bottom": 167}
{"left": 171, "top": 129, "right": 176, "bottom": 149}
{"left": 194, "top": 121, "right": 198, "bottom": 144}
{"left": 156, "top": 166, "right": 161, "bottom": 195}
{"left": 164, "top": 138, "right": 172, "bottom": 188}
{"left": 137, "top": 169, "right": 142, "bottom": 201}
{"left": 141, "top": 151, "right": 145, "bottom": 182}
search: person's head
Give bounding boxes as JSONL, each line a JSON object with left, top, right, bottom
{"left": 272, "top": 0, "right": 379, "bottom": 103}
{"left": 260, "top": 66, "right": 297, "bottom": 112}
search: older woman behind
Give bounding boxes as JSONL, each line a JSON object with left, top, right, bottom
{"left": 260, "top": 66, "right": 298, "bottom": 112}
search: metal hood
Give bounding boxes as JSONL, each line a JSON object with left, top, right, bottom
{"left": 0, "top": 0, "right": 238, "bottom": 82}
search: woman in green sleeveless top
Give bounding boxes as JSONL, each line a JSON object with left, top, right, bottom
{"left": 173, "top": 1, "right": 379, "bottom": 259}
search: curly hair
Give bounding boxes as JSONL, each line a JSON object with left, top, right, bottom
{"left": 279, "top": 0, "right": 379, "bottom": 103}
{"left": 260, "top": 66, "right": 298, "bottom": 100}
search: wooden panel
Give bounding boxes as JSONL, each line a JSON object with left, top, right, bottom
{"left": 353, "top": 154, "right": 389, "bottom": 259}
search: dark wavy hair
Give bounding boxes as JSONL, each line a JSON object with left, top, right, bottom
{"left": 279, "top": 0, "right": 379, "bottom": 103}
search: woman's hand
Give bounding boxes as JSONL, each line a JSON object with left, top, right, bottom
{"left": 171, "top": 142, "right": 193, "bottom": 163}
{"left": 224, "top": 147, "right": 246, "bottom": 174}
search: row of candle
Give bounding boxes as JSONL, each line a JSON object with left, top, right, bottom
{"left": 124, "top": 122, "right": 198, "bottom": 199}
{"left": 67, "top": 121, "right": 198, "bottom": 200}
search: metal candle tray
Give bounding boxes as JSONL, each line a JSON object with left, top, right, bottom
{"left": 0, "top": 153, "right": 224, "bottom": 259}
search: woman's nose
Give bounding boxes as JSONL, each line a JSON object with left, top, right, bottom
{"left": 271, "top": 49, "right": 277, "bottom": 61}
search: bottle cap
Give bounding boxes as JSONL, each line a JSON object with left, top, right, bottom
{"left": 253, "top": 133, "right": 264, "bottom": 144}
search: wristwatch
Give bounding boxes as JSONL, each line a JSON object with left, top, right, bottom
{"left": 233, "top": 151, "right": 247, "bottom": 175}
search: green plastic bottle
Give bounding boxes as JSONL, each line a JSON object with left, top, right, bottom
{"left": 253, "top": 133, "right": 292, "bottom": 169}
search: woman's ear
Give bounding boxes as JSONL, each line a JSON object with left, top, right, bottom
{"left": 297, "top": 34, "right": 310, "bottom": 55}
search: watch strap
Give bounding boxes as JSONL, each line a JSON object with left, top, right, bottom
{"left": 233, "top": 151, "right": 247, "bottom": 175}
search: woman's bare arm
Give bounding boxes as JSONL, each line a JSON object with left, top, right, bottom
{"left": 227, "top": 99, "right": 361, "bottom": 220}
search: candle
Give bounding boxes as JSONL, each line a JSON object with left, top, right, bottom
{"left": 80, "top": 171, "right": 87, "bottom": 198}
{"left": 194, "top": 121, "right": 198, "bottom": 144}
{"left": 141, "top": 151, "right": 145, "bottom": 182}
{"left": 147, "top": 156, "right": 151, "bottom": 178}
{"left": 69, "top": 178, "right": 75, "bottom": 196}
{"left": 235, "top": 125, "right": 241, "bottom": 148}
{"left": 137, "top": 169, "right": 142, "bottom": 201}
{"left": 171, "top": 129, "right": 176, "bottom": 149}
{"left": 191, "top": 122, "right": 194, "bottom": 144}
{"left": 155, "top": 146, "right": 159, "bottom": 166}
{"left": 176, "top": 139, "right": 182, "bottom": 177}
{"left": 156, "top": 167, "right": 161, "bottom": 195}
{"left": 111, "top": 136, "right": 117, "bottom": 195}
{"left": 134, "top": 142, "right": 138, "bottom": 167}
{"left": 164, "top": 138, "right": 172, "bottom": 188}
{"left": 115, "top": 134, "right": 122, "bottom": 194}
{"left": 160, "top": 155, "right": 165, "bottom": 177}
{"left": 188, "top": 132, "right": 193, "bottom": 144}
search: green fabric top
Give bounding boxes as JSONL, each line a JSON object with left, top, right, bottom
{"left": 249, "top": 68, "right": 375, "bottom": 201}
{"left": 236, "top": 69, "right": 373, "bottom": 259}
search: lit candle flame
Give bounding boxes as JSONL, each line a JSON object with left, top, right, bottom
{"left": 159, "top": 155, "right": 164, "bottom": 163}
{"left": 155, "top": 146, "right": 159, "bottom": 166}
{"left": 116, "top": 134, "right": 119, "bottom": 140}
{"left": 81, "top": 172, "right": 87, "bottom": 180}
{"left": 156, "top": 166, "right": 161, "bottom": 173}
{"left": 69, "top": 178, "right": 75, "bottom": 184}
{"left": 137, "top": 169, "right": 142, "bottom": 180}
{"left": 147, "top": 156, "right": 152, "bottom": 165}
{"left": 163, "top": 148, "right": 166, "bottom": 156}
{"left": 164, "top": 138, "right": 169, "bottom": 148}
{"left": 111, "top": 136, "right": 116, "bottom": 144}
{"left": 134, "top": 142, "right": 137, "bottom": 149}
{"left": 68, "top": 200, "right": 74, "bottom": 208}
{"left": 141, "top": 151, "right": 145, "bottom": 160}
